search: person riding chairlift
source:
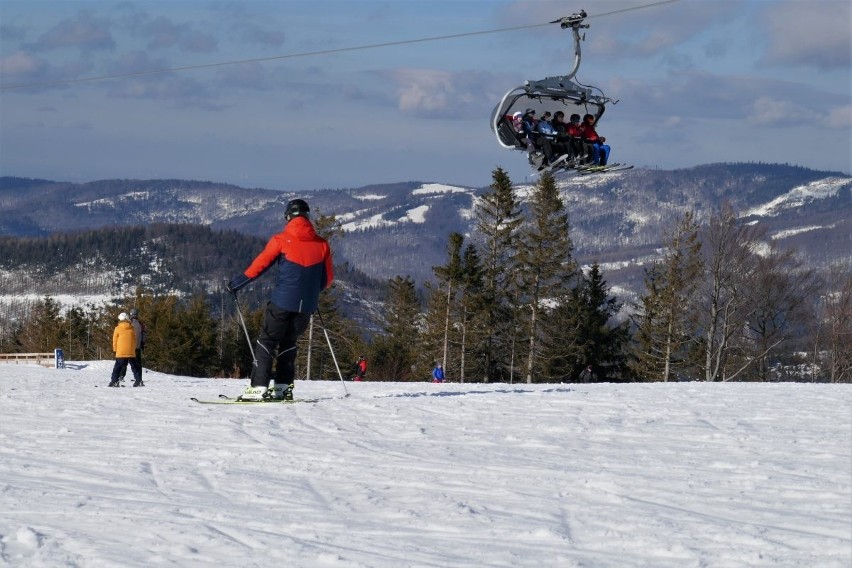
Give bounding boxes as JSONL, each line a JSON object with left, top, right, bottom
{"left": 580, "top": 114, "right": 611, "bottom": 166}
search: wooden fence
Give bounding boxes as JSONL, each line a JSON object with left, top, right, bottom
{"left": 0, "top": 352, "right": 57, "bottom": 367}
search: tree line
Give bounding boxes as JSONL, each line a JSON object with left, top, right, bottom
{"left": 371, "top": 169, "right": 849, "bottom": 383}
{"left": 2, "top": 168, "right": 849, "bottom": 383}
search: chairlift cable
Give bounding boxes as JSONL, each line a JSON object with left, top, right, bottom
{"left": 0, "top": 22, "right": 553, "bottom": 91}
{"left": 581, "top": 0, "right": 680, "bottom": 23}
{"left": 1, "top": 0, "right": 680, "bottom": 92}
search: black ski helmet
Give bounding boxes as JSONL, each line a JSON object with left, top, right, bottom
{"left": 129, "top": 308, "right": 139, "bottom": 318}
{"left": 285, "top": 198, "right": 310, "bottom": 221}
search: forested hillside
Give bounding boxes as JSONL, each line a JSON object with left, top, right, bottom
{"left": 1, "top": 164, "right": 848, "bottom": 287}
{"left": 0, "top": 165, "right": 849, "bottom": 384}
{"left": 0, "top": 224, "right": 262, "bottom": 296}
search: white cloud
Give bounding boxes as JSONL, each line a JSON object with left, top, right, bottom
{"left": 0, "top": 51, "right": 46, "bottom": 79}
{"left": 822, "top": 105, "right": 852, "bottom": 130}
{"left": 33, "top": 12, "right": 116, "bottom": 52}
{"left": 383, "top": 68, "right": 503, "bottom": 119}
{"left": 393, "top": 68, "right": 458, "bottom": 115}
{"left": 746, "top": 96, "right": 818, "bottom": 127}
{"left": 141, "top": 16, "right": 217, "bottom": 54}
{"left": 760, "top": 0, "right": 851, "bottom": 69}
{"left": 746, "top": 96, "right": 851, "bottom": 131}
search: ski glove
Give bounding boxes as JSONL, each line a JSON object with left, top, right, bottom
{"left": 226, "top": 274, "right": 251, "bottom": 295}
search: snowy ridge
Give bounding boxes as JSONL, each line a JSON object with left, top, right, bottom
{"left": 340, "top": 211, "right": 396, "bottom": 232}
{"left": 351, "top": 193, "right": 386, "bottom": 201}
{"left": 742, "top": 177, "right": 849, "bottom": 217}
{"left": 74, "top": 186, "right": 283, "bottom": 225}
{"left": 411, "top": 183, "right": 470, "bottom": 195}
{"left": 340, "top": 183, "right": 475, "bottom": 232}
{"left": 1, "top": 363, "right": 849, "bottom": 567}
{"left": 1, "top": 166, "right": 849, "bottom": 295}
{"left": 401, "top": 204, "right": 429, "bottom": 223}
{"left": 771, "top": 224, "right": 835, "bottom": 240}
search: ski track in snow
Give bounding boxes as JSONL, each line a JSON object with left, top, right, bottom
{"left": 0, "top": 363, "right": 850, "bottom": 567}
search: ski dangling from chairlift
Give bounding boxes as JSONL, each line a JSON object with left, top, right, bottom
{"left": 491, "top": 10, "right": 629, "bottom": 176}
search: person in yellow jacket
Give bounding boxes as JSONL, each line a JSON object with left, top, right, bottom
{"left": 109, "top": 312, "right": 143, "bottom": 387}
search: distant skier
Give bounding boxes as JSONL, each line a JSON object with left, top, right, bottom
{"left": 351, "top": 356, "right": 367, "bottom": 381}
{"left": 432, "top": 363, "right": 445, "bottom": 383}
{"left": 118, "top": 308, "right": 146, "bottom": 385}
{"left": 579, "top": 364, "right": 596, "bottom": 384}
{"left": 227, "top": 199, "right": 334, "bottom": 401}
{"left": 108, "top": 312, "right": 142, "bottom": 387}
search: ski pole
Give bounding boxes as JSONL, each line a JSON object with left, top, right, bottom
{"left": 316, "top": 309, "right": 350, "bottom": 397}
{"left": 230, "top": 290, "right": 257, "bottom": 368}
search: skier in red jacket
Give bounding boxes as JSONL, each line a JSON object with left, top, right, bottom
{"left": 228, "top": 199, "right": 334, "bottom": 401}
{"left": 351, "top": 356, "right": 367, "bottom": 381}
{"left": 580, "top": 114, "right": 611, "bottom": 166}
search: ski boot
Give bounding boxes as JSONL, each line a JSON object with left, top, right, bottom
{"left": 238, "top": 385, "right": 268, "bottom": 401}
{"left": 268, "top": 384, "right": 294, "bottom": 401}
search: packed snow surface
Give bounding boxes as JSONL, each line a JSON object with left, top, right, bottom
{"left": 1, "top": 362, "right": 850, "bottom": 567}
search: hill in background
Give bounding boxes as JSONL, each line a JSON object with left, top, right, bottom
{"left": 0, "top": 163, "right": 848, "bottom": 315}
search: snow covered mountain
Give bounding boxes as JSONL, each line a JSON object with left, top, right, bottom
{"left": 1, "top": 163, "right": 849, "bottom": 295}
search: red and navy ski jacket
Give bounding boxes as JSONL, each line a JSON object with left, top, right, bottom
{"left": 242, "top": 217, "right": 333, "bottom": 313}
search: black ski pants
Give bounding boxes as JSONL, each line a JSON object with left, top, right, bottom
{"left": 251, "top": 302, "right": 311, "bottom": 388}
{"left": 111, "top": 357, "right": 141, "bottom": 382}
{"left": 118, "top": 348, "right": 142, "bottom": 379}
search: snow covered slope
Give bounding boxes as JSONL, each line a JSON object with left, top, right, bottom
{"left": 1, "top": 363, "right": 849, "bottom": 567}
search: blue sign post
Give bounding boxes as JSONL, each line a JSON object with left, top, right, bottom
{"left": 54, "top": 348, "right": 65, "bottom": 370}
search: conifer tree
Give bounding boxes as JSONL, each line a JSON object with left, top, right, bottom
{"left": 540, "top": 263, "right": 628, "bottom": 381}
{"left": 516, "top": 172, "right": 577, "bottom": 383}
{"left": 172, "top": 293, "right": 219, "bottom": 377}
{"left": 474, "top": 167, "right": 523, "bottom": 381}
{"left": 457, "top": 243, "right": 488, "bottom": 382}
{"left": 15, "top": 296, "right": 64, "bottom": 354}
{"left": 140, "top": 295, "right": 182, "bottom": 375}
{"left": 574, "top": 264, "right": 630, "bottom": 380}
{"left": 631, "top": 212, "right": 702, "bottom": 381}
{"left": 372, "top": 276, "right": 421, "bottom": 380}
{"left": 62, "top": 305, "right": 92, "bottom": 360}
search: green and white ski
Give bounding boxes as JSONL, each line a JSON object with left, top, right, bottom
{"left": 191, "top": 394, "right": 319, "bottom": 405}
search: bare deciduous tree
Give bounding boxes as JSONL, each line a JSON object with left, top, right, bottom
{"left": 820, "top": 263, "right": 852, "bottom": 383}
{"left": 741, "top": 243, "right": 820, "bottom": 381}
{"left": 698, "top": 204, "right": 764, "bottom": 382}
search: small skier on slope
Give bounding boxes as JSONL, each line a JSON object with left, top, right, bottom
{"left": 108, "top": 312, "right": 143, "bottom": 387}
{"left": 351, "top": 356, "right": 367, "bottom": 381}
{"left": 432, "top": 363, "right": 445, "bottom": 383}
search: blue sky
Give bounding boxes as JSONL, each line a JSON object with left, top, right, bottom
{"left": 1, "top": 0, "right": 849, "bottom": 191}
